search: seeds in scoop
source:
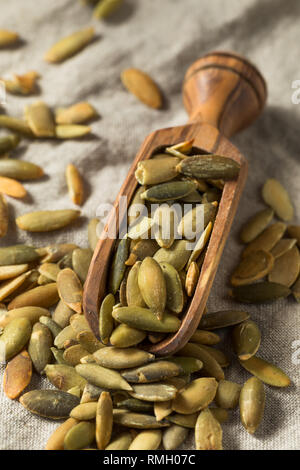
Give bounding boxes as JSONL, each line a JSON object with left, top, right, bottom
{"left": 99, "top": 293, "right": 115, "bottom": 344}
{"left": 76, "top": 363, "right": 132, "bottom": 391}
{"left": 7, "top": 283, "right": 59, "bottom": 310}
{"left": 65, "top": 164, "right": 84, "bottom": 206}
{"left": 129, "top": 430, "right": 162, "bottom": 451}
{"left": 93, "top": 346, "right": 154, "bottom": 369}
{"left": 44, "top": 364, "right": 87, "bottom": 392}
{"left": 138, "top": 257, "right": 166, "bottom": 319}
{"left": 16, "top": 209, "right": 80, "bottom": 232}
{"left": 215, "top": 380, "right": 242, "bottom": 409}
{"left": 128, "top": 186, "right": 147, "bottom": 227}
{"left": 0, "top": 194, "right": 8, "bottom": 238}
{"left": 199, "top": 309, "right": 250, "bottom": 330}
{"left": 45, "top": 418, "right": 78, "bottom": 450}
{"left": 122, "top": 360, "right": 182, "bottom": 383}
{"left": 178, "top": 343, "right": 224, "bottom": 381}
{"left": 93, "top": 0, "right": 123, "bottom": 19}
{"left": 160, "top": 262, "right": 184, "bottom": 314}
{"left": 105, "top": 432, "right": 133, "bottom": 450}
{"left": 287, "top": 225, "right": 300, "bottom": 246}
{"left": 239, "top": 377, "right": 265, "bottom": 434}
{"left": 240, "top": 208, "right": 274, "bottom": 243}
{"left": 195, "top": 408, "right": 223, "bottom": 450}
{"left": 110, "top": 323, "right": 146, "bottom": 348}
{"left": 0, "top": 306, "right": 50, "bottom": 328}
{"left": 126, "top": 262, "right": 145, "bottom": 308}
{"left": 262, "top": 178, "right": 294, "bottom": 221}
{"left": 113, "top": 409, "right": 169, "bottom": 429}
{"left": 186, "top": 221, "right": 213, "bottom": 269}
{"left": 56, "top": 102, "right": 97, "bottom": 124}
{"left": 0, "top": 116, "right": 33, "bottom": 136}
{"left": 108, "top": 238, "right": 129, "bottom": 294}
{"left": 121, "top": 68, "right": 162, "bottom": 109}
{"left": 177, "top": 155, "right": 240, "bottom": 180}
{"left": 20, "top": 389, "right": 80, "bottom": 419}
{"left": 153, "top": 239, "right": 191, "bottom": 271}
{"left": 0, "top": 176, "right": 26, "bottom": 199}
{"left": 239, "top": 356, "right": 291, "bottom": 387}
{"left": 26, "top": 101, "right": 55, "bottom": 137}
{"left": 96, "top": 392, "right": 113, "bottom": 449}
{"left": 112, "top": 306, "right": 180, "bottom": 333}
{"left": 190, "top": 329, "right": 220, "bottom": 345}
{"left": 135, "top": 158, "right": 180, "bottom": 185}
{"left": 3, "top": 350, "right": 32, "bottom": 399}
{"left": 231, "top": 250, "right": 274, "bottom": 286}
{"left": 232, "top": 320, "right": 261, "bottom": 360}
{"left": 28, "top": 322, "right": 53, "bottom": 374}
{"left": 45, "top": 27, "right": 95, "bottom": 63}
{"left": 165, "top": 139, "right": 194, "bottom": 158}
{"left": 271, "top": 238, "right": 297, "bottom": 258}
{"left": 57, "top": 268, "right": 83, "bottom": 313}
{"left": 153, "top": 204, "right": 176, "bottom": 249}
{"left": 162, "top": 424, "right": 189, "bottom": 450}
{"left": 0, "top": 30, "right": 19, "bottom": 47}
{"left": 242, "top": 222, "right": 287, "bottom": 258}
{"left": 268, "top": 245, "right": 300, "bottom": 287}
{"left": 0, "top": 317, "right": 31, "bottom": 360}
{"left": 178, "top": 203, "right": 217, "bottom": 240}
{"left": 64, "top": 421, "right": 95, "bottom": 450}
{"left": 185, "top": 261, "right": 199, "bottom": 296}
{"left": 172, "top": 377, "right": 218, "bottom": 414}
{"left": 141, "top": 180, "right": 197, "bottom": 202}
{"left": 230, "top": 282, "right": 291, "bottom": 303}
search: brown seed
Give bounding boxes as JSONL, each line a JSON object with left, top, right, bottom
{"left": 3, "top": 350, "right": 32, "bottom": 399}
{"left": 57, "top": 268, "right": 83, "bottom": 313}
{"left": 96, "top": 392, "right": 113, "bottom": 450}
{"left": 0, "top": 30, "right": 19, "bottom": 47}
{"left": 25, "top": 101, "right": 55, "bottom": 137}
{"left": 45, "top": 417, "right": 78, "bottom": 450}
{"left": 0, "top": 193, "right": 8, "bottom": 238}
{"left": 56, "top": 102, "right": 97, "bottom": 124}
{"left": 7, "top": 283, "right": 59, "bottom": 310}
{"left": 66, "top": 163, "right": 84, "bottom": 205}
{"left": 231, "top": 250, "right": 274, "bottom": 286}
{"left": 28, "top": 322, "right": 53, "bottom": 374}
{"left": 262, "top": 178, "right": 294, "bottom": 221}
{"left": 0, "top": 176, "right": 26, "bottom": 198}
{"left": 268, "top": 245, "right": 300, "bottom": 287}
{"left": 242, "top": 222, "right": 287, "bottom": 258}
{"left": 0, "top": 264, "right": 29, "bottom": 281}
{"left": 16, "top": 209, "right": 80, "bottom": 232}
{"left": 239, "top": 377, "right": 265, "bottom": 434}
{"left": 195, "top": 408, "right": 223, "bottom": 450}
{"left": 121, "top": 68, "right": 162, "bottom": 109}
{"left": 44, "top": 27, "right": 95, "bottom": 63}
{"left": 185, "top": 261, "right": 199, "bottom": 296}
{"left": 287, "top": 225, "right": 300, "bottom": 247}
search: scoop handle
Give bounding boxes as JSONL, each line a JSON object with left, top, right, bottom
{"left": 183, "top": 51, "right": 267, "bottom": 138}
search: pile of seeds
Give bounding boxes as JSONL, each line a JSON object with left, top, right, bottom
{"left": 230, "top": 178, "right": 300, "bottom": 304}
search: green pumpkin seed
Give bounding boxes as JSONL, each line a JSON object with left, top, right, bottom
{"left": 0, "top": 194, "right": 8, "bottom": 238}
{"left": 126, "top": 262, "right": 145, "bottom": 308}
{"left": 177, "top": 203, "right": 217, "bottom": 240}
{"left": 105, "top": 432, "right": 133, "bottom": 450}
{"left": 195, "top": 408, "right": 223, "bottom": 450}
{"left": 0, "top": 29, "right": 19, "bottom": 47}
{"left": 40, "top": 243, "right": 78, "bottom": 263}
{"left": 242, "top": 222, "right": 287, "bottom": 258}
{"left": 16, "top": 209, "right": 80, "bottom": 232}
{"left": 0, "top": 317, "right": 31, "bottom": 360}
{"left": 176, "top": 155, "right": 240, "bottom": 180}
{"left": 129, "top": 383, "right": 177, "bottom": 402}
{"left": 153, "top": 240, "right": 191, "bottom": 271}
{"left": 215, "top": 380, "right": 241, "bottom": 409}
{"left": 20, "top": 389, "right": 80, "bottom": 419}
{"left": 128, "top": 185, "right": 147, "bottom": 227}
{"left": 0, "top": 306, "right": 50, "bottom": 328}
{"left": 153, "top": 204, "right": 176, "bottom": 249}
{"left": 63, "top": 344, "right": 90, "bottom": 366}
{"left": 199, "top": 309, "right": 250, "bottom": 330}
{"left": 287, "top": 225, "right": 300, "bottom": 247}
{"left": 159, "top": 262, "right": 184, "bottom": 314}
{"left": 230, "top": 282, "right": 291, "bottom": 303}
{"left": 271, "top": 238, "right": 297, "bottom": 258}
{"left": 292, "top": 275, "right": 300, "bottom": 303}
{"left": 93, "top": 0, "right": 123, "bottom": 19}
{"left": 116, "top": 398, "right": 153, "bottom": 413}
{"left": 186, "top": 221, "right": 213, "bottom": 268}
{"left": 77, "top": 330, "right": 103, "bottom": 353}
{"left": 231, "top": 250, "right": 274, "bottom": 286}
{"left": 28, "top": 322, "right": 53, "bottom": 374}
{"left": 162, "top": 424, "right": 189, "bottom": 450}
{"left": 54, "top": 325, "right": 77, "bottom": 349}
{"left": 0, "top": 116, "right": 33, "bottom": 136}
{"left": 177, "top": 343, "right": 224, "bottom": 381}
{"left": 99, "top": 293, "right": 115, "bottom": 344}
{"left": 127, "top": 216, "right": 154, "bottom": 240}
{"left": 196, "top": 344, "right": 229, "bottom": 367}
{"left": 190, "top": 329, "right": 220, "bottom": 345}
{"left": 172, "top": 377, "right": 218, "bottom": 414}
{"left": 135, "top": 158, "right": 180, "bottom": 185}
{"left": 167, "top": 412, "right": 198, "bottom": 428}
{"left": 7, "top": 283, "right": 59, "bottom": 310}
{"left": 64, "top": 421, "right": 95, "bottom": 450}
{"left": 45, "top": 27, "right": 95, "bottom": 63}
{"left": 69, "top": 313, "right": 90, "bottom": 334}
{"left": 96, "top": 392, "right": 113, "bottom": 449}
{"left": 121, "top": 360, "right": 182, "bottom": 383}
{"left": 75, "top": 363, "right": 132, "bottom": 391}
{"left": 239, "top": 377, "right": 265, "bottom": 434}
{"left": 88, "top": 218, "right": 101, "bottom": 251}
{"left": 52, "top": 300, "right": 74, "bottom": 328}
{"left": 51, "top": 347, "right": 69, "bottom": 365}
{"left": 57, "top": 268, "right": 83, "bottom": 313}
{"left": 232, "top": 320, "right": 261, "bottom": 360}
{"left": 38, "top": 263, "right": 60, "bottom": 282}
{"left": 166, "top": 356, "right": 203, "bottom": 375}
{"left": 141, "top": 180, "right": 197, "bottom": 202}
{"left": 45, "top": 417, "right": 79, "bottom": 450}
{"left": 240, "top": 208, "right": 274, "bottom": 243}
{"left": 0, "top": 134, "right": 21, "bottom": 155}
{"left": 26, "top": 101, "right": 55, "bottom": 137}
{"left": 110, "top": 323, "right": 146, "bottom": 348}
{"left": 113, "top": 409, "right": 169, "bottom": 428}
{"left": 268, "top": 245, "right": 300, "bottom": 287}
{"left": 138, "top": 257, "right": 167, "bottom": 319}
{"left": 44, "top": 364, "right": 87, "bottom": 391}
{"left": 39, "top": 315, "right": 62, "bottom": 337}
{"left": 262, "top": 178, "right": 294, "bottom": 221}
{"left": 112, "top": 306, "right": 180, "bottom": 333}
{"left": 108, "top": 238, "right": 129, "bottom": 294}
{"left": 154, "top": 400, "right": 172, "bottom": 421}
{"left": 72, "top": 248, "right": 92, "bottom": 283}
{"left": 80, "top": 383, "right": 104, "bottom": 404}
{"left": 129, "top": 429, "right": 162, "bottom": 450}
{"left": 127, "top": 239, "right": 159, "bottom": 264}
{"left": 239, "top": 356, "right": 291, "bottom": 387}
{"left": 0, "top": 245, "right": 39, "bottom": 266}
{"left": 93, "top": 346, "right": 154, "bottom": 369}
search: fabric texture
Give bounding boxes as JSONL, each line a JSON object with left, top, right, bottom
{"left": 0, "top": 0, "right": 299, "bottom": 450}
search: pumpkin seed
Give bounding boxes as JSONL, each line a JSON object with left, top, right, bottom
{"left": 0, "top": 175, "right": 26, "bottom": 199}
{"left": 165, "top": 139, "right": 194, "bottom": 158}
{"left": 38, "top": 263, "right": 60, "bottom": 282}
{"left": 240, "top": 208, "right": 274, "bottom": 243}
{"left": 271, "top": 238, "right": 297, "bottom": 258}
{"left": 176, "top": 155, "right": 240, "bottom": 180}
{"left": 16, "top": 209, "right": 80, "bottom": 232}
{"left": 239, "top": 356, "right": 291, "bottom": 387}
{"left": 54, "top": 325, "right": 77, "bottom": 349}
{"left": 215, "top": 380, "right": 242, "bottom": 409}
{"left": 0, "top": 306, "right": 50, "bottom": 328}
{"left": 80, "top": 383, "right": 104, "bottom": 404}
{"left": 7, "top": 283, "right": 59, "bottom": 310}
{"left": 231, "top": 250, "right": 274, "bottom": 286}
{"left": 112, "top": 306, "right": 181, "bottom": 333}
{"left": 0, "top": 30, "right": 19, "bottom": 47}
{"left": 167, "top": 412, "right": 198, "bottom": 428}
{"left": 69, "top": 313, "right": 90, "bottom": 334}
{"left": 172, "top": 377, "right": 218, "bottom": 414}
{"left": 135, "top": 158, "right": 180, "bottom": 185}
{"left": 230, "top": 282, "right": 291, "bottom": 303}
{"left": 197, "top": 344, "right": 229, "bottom": 367}
{"left": 94, "top": 346, "right": 154, "bottom": 369}
{"left": 110, "top": 323, "right": 146, "bottom": 348}
{"left": 20, "top": 389, "right": 80, "bottom": 419}
{"left": 77, "top": 330, "right": 103, "bottom": 353}
{"left": 268, "top": 245, "right": 300, "bottom": 287}
{"left": 202, "top": 188, "right": 221, "bottom": 203}
{"left": 185, "top": 261, "right": 199, "bottom": 296}
{"left": 0, "top": 116, "right": 33, "bottom": 136}
{"left": 28, "top": 322, "right": 53, "bottom": 374}
{"left": 138, "top": 257, "right": 166, "bottom": 319}
{"left": 39, "top": 316, "right": 62, "bottom": 337}
{"left": 125, "top": 262, "right": 145, "bottom": 308}
{"left": 153, "top": 240, "right": 191, "bottom": 271}
{"left": 57, "top": 268, "right": 82, "bottom": 313}
{"left": 232, "top": 320, "right": 261, "bottom": 360}
{"left": 190, "top": 329, "right": 220, "bottom": 345}
{"left": 40, "top": 243, "right": 78, "bottom": 263}
{"left": 242, "top": 222, "right": 287, "bottom": 258}
{"left": 0, "top": 317, "right": 31, "bottom": 360}
{"left": 178, "top": 203, "right": 217, "bottom": 240}
{"left": 63, "top": 344, "right": 90, "bottom": 366}
{"left": 3, "top": 350, "right": 32, "bottom": 399}
{"left": 113, "top": 409, "right": 169, "bottom": 428}
{"left": 159, "top": 262, "right": 184, "bottom": 314}
{"left": 292, "top": 275, "right": 300, "bottom": 302}
{"left": 0, "top": 246, "right": 39, "bottom": 267}
{"left": 0, "top": 271, "right": 31, "bottom": 301}
{"left": 56, "top": 102, "right": 97, "bottom": 124}
{"left": 129, "top": 430, "right": 162, "bottom": 450}
{"left": 239, "top": 377, "right": 265, "bottom": 434}
{"left": 99, "top": 293, "right": 115, "bottom": 344}
{"left": 154, "top": 400, "right": 172, "bottom": 421}
{"left": 2, "top": 71, "right": 39, "bottom": 96}
{"left": 141, "top": 180, "right": 197, "bottom": 202}
{"left": 72, "top": 248, "right": 92, "bottom": 283}
{"left": 287, "top": 225, "right": 300, "bottom": 246}
{"left": 117, "top": 398, "right": 153, "bottom": 413}
{"left": 177, "top": 343, "right": 224, "bottom": 381}
{"left": 153, "top": 204, "right": 176, "bottom": 249}
{"left": 166, "top": 356, "right": 203, "bottom": 375}
{"left": 93, "top": 0, "right": 123, "bottom": 18}
{"left": 262, "top": 178, "right": 294, "bottom": 221}
{"left": 105, "top": 432, "right": 133, "bottom": 450}
{"left": 64, "top": 421, "right": 95, "bottom": 450}
{"left": 181, "top": 189, "right": 203, "bottom": 203}
{"left": 45, "top": 417, "right": 78, "bottom": 450}
{"left": 199, "top": 309, "right": 250, "bottom": 330}
{"left": 65, "top": 163, "right": 84, "bottom": 205}
{"left": 45, "top": 26, "right": 95, "bottom": 63}
{"left": 108, "top": 238, "right": 129, "bottom": 294}
{"left": 26, "top": 101, "right": 55, "bottom": 137}
{"left": 195, "top": 408, "right": 223, "bottom": 450}
{"left": 44, "top": 363, "right": 87, "bottom": 392}
{"left": 148, "top": 332, "right": 166, "bottom": 344}
{"left": 128, "top": 383, "right": 177, "bottom": 402}
{"left": 127, "top": 239, "right": 159, "bottom": 264}
{"left": 162, "top": 424, "right": 189, "bottom": 450}
{"left": 88, "top": 218, "right": 101, "bottom": 251}
{"left": 51, "top": 347, "right": 69, "bottom": 365}
{"left": 96, "top": 392, "right": 113, "bottom": 449}
{"left": 0, "top": 194, "right": 8, "bottom": 238}
{"left": 128, "top": 186, "right": 147, "bottom": 227}
{"left": 186, "top": 221, "right": 213, "bottom": 269}
{"left": 76, "top": 363, "right": 132, "bottom": 391}
{"left": 210, "top": 408, "right": 229, "bottom": 424}
{"left": 121, "top": 68, "right": 162, "bottom": 109}
{"left": 121, "top": 360, "right": 182, "bottom": 383}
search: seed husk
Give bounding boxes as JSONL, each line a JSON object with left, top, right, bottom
{"left": 172, "top": 377, "right": 218, "bottom": 414}
{"left": 0, "top": 116, "right": 33, "bottom": 136}
{"left": 190, "top": 329, "right": 220, "bottom": 345}
{"left": 122, "top": 360, "right": 182, "bottom": 383}
{"left": 177, "top": 343, "right": 224, "bottom": 381}
{"left": 159, "top": 262, "right": 184, "bottom": 314}
{"left": 0, "top": 317, "right": 32, "bottom": 360}
{"left": 195, "top": 408, "right": 223, "bottom": 450}
{"left": 129, "top": 429, "right": 162, "bottom": 450}
{"left": 72, "top": 248, "right": 92, "bottom": 284}
{"left": 0, "top": 245, "right": 39, "bottom": 267}
{"left": 93, "top": 0, "right": 123, "bottom": 19}
{"left": 166, "top": 357, "right": 203, "bottom": 375}
{"left": 138, "top": 257, "right": 166, "bottom": 319}
{"left": 121, "top": 68, "right": 162, "bottom": 109}
{"left": 65, "top": 163, "right": 84, "bottom": 206}
{"left": 54, "top": 325, "right": 78, "bottom": 349}
{"left": 112, "top": 306, "right": 181, "bottom": 333}
{"left": 0, "top": 176, "right": 26, "bottom": 198}
{"left": 26, "top": 101, "right": 55, "bottom": 137}
{"left": 110, "top": 323, "right": 146, "bottom": 348}
{"left": 113, "top": 409, "right": 169, "bottom": 428}
{"left": 94, "top": 346, "right": 154, "bottom": 369}
{"left": 39, "top": 316, "right": 62, "bottom": 337}
{"left": 153, "top": 240, "right": 191, "bottom": 271}
{"left": 141, "top": 180, "right": 197, "bottom": 202}
{"left": 239, "top": 356, "right": 291, "bottom": 387}
{"left": 185, "top": 261, "right": 199, "bottom": 296}
{"left": 0, "top": 30, "right": 19, "bottom": 47}
{"left": 28, "top": 322, "right": 53, "bottom": 374}
{"left": 162, "top": 424, "right": 189, "bottom": 450}
{"left": 262, "top": 178, "right": 294, "bottom": 221}
{"left": 271, "top": 238, "right": 297, "bottom": 258}
{"left": 215, "top": 380, "right": 242, "bottom": 409}
{"left": 108, "top": 238, "right": 129, "bottom": 294}
{"left": 105, "top": 432, "right": 133, "bottom": 450}
{"left": 57, "top": 268, "right": 83, "bottom": 313}
{"left": 0, "top": 194, "right": 8, "bottom": 238}
{"left": 178, "top": 203, "right": 217, "bottom": 240}
{"left": 231, "top": 250, "right": 274, "bottom": 286}
{"left": 45, "top": 26, "right": 95, "bottom": 63}
{"left": 268, "top": 245, "right": 300, "bottom": 287}
{"left": 287, "top": 225, "right": 300, "bottom": 246}
{"left": 44, "top": 363, "right": 87, "bottom": 392}
{"left": 96, "top": 392, "right": 113, "bottom": 449}
{"left": 230, "top": 282, "right": 291, "bottom": 303}
{"left": 16, "top": 209, "right": 80, "bottom": 232}
{"left": 199, "top": 309, "right": 250, "bottom": 330}
{"left": 64, "top": 421, "right": 95, "bottom": 450}
{"left": 77, "top": 330, "right": 103, "bottom": 353}
{"left": 240, "top": 208, "right": 274, "bottom": 243}
{"left": 56, "top": 102, "right": 97, "bottom": 124}
{"left": 99, "top": 293, "right": 115, "bottom": 344}
{"left": 45, "top": 417, "right": 78, "bottom": 450}
{"left": 7, "top": 283, "right": 59, "bottom": 310}
{"left": 3, "top": 350, "right": 32, "bottom": 399}
{"left": 177, "top": 155, "right": 240, "bottom": 180}
{"left": 292, "top": 275, "right": 300, "bottom": 303}
{"left": 239, "top": 377, "right": 265, "bottom": 434}
{"left": 135, "top": 158, "right": 180, "bottom": 185}
{"left": 20, "top": 389, "right": 80, "bottom": 419}
{"left": 232, "top": 320, "right": 261, "bottom": 361}
{"left": 242, "top": 222, "right": 287, "bottom": 258}
{"left": 63, "top": 345, "right": 90, "bottom": 366}
{"left": 76, "top": 363, "right": 132, "bottom": 391}
{"left": 0, "top": 306, "right": 50, "bottom": 328}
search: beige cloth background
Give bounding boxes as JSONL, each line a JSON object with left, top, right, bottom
{"left": 0, "top": 0, "right": 299, "bottom": 450}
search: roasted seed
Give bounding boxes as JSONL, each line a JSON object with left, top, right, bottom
{"left": 242, "top": 222, "right": 287, "bottom": 258}
{"left": 57, "top": 268, "right": 83, "bottom": 313}
{"left": 287, "top": 225, "right": 300, "bottom": 246}
{"left": 240, "top": 208, "right": 274, "bottom": 243}
{"left": 94, "top": 346, "right": 154, "bottom": 369}
{"left": 7, "top": 283, "right": 59, "bottom": 310}
{"left": 113, "top": 409, "right": 169, "bottom": 428}
{"left": 172, "top": 377, "right": 218, "bottom": 414}
{"left": 0, "top": 271, "right": 31, "bottom": 301}
{"left": 54, "top": 325, "right": 77, "bottom": 349}
{"left": 105, "top": 432, "right": 133, "bottom": 450}
{"left": 177, "top": 203, "right": 217, "bottom": 240}
{"left": 76, "top": 363, "right": 132, "bottom": 391}
{"left": 116, "top": 397, "right": 153, "bottom": 413}
{"left": 138, "top": 257, "right": 166, "bottom": 319}
{"left": 96, "top": 392, "right": 113, "bottom": 449}
{"left": 72, "top": 248, "right": 92, "bottom": 283}
{"left": 112, "top": 306, "right": 181, "bottom": 333}
{"left": 232, "top": 320, "right": 261, "bottom": 361}
{"left": 99, "top": 293, "right": 115, "bottom": 344}
{"left": 121, "top": 360, "right": 182, "bottom": 383}
{"left": 20, "top": 389, "right": 80, "bottom": 419}
{"left": 0, "top": 116, "right": 33, "bottom": 136}
{"left": 56, "top": 102, "right": 97, "bottom": 124}
{"left": 185, "top": 261, "right": 199, "bottom": 296}
{"left": 64, "top": 421, "right": 95, "bottom": 450}
{"left": 45, "top": 27, "right": 95, "bottom": 63}
{"left": 121, "top": 68, "right": 162, "bottom": 109}
{"left": 167, "top": 412, "right": 198, "bottom": 428}
{"left": 199, "top": 309, "right": 250, "bottom": 330}
{"left": 153, "top": 239, "right": 191, "bottom": 271}
{"left": 110, "top": 323, "right": 146, "bottom": 348}
{"left": 0, "top": 245, "right": 39, "bottom": 266}
{"left": 141, "top": 180, "right": 197, "bottom": 202}
{"left": 230, "top": 282, "right": 291, "bottom": 303}
{"left": 195, "top": 408, "right": 223, "bottom": 450}
{"left": 16, "top": 209, "right": 80, "bottom": 232}
{"left": 93, "top": 0, "right": 123, "bottom": 19}
{"left": 129, "top": 430, "right": 162, "bottom": 450}
{"left": 153, "top": 204, "right": 176, "bottom": 249}
{"left": 268, "top": 245, "right": 300, "bottom": 287}
{"left": 262, "top": 178, "right": 294, "bottom": 221}
{"left": 186, "top": 221, "right": 213, "bottom": 268}
{"left": 0, "top": 30, "right": 19, "bottom": 47}
{"left": 108, "top": 238, "right": 129, "bottom": 294}
{"left": 239, "top": 377, "right": 265, "bottom": 434}
{"left": 0, "top": 317, "right": 31, "bottom": 360}
{"left": 177, "top": 155, "right": 240, "bottom": 180}
{"left": 215, "top": 380, "right": 242, "bottom": 409}
{"left": 0, "top": 176, "right": 26, "bottom": 198}
{"left": 88, "top": 218, "right": 101, "bottom": 251}
{"left": 77, "top": 330, "right": 103, "bottom": 353}
{"left": 160, "top": 262, "right": 184, "bottom": 314}
{"left": 178, "top": 343, "right": 224, "bottom": 381}
{"left": 28, "top": 322, "right": 53, "bottom": 374}
{"left": 166, "top": 356, "right": 203, "bottom": 375}
{"left": 80, "top": 383, "right": 104, "bottom": 404}
{"left": 39, "top": 316, "right": 62, "bottom": 337}
{"left": 135, "top": 158, "right": 180, "bottom": 185}
{"left": 2, "top": 71, "right": 39, "bottom": 96}
{"left": 71, "top": 402, "right": 98, "bottom": 420}
{"left": 162, "top": 424, "right": 189, "bottom": 450}
{"left": 271, "top": 238, "right": 297, "bottom": 258}
{"left": 239, "top": 356, "right": 291, "bottom": 387}
{"left": 3, "top": 350, "right": 32, "bottom": 399}
{"left": 44, "top": 363, "right": 87, "bottom": 391}
{"left": 231, "top": 250, "right": 274, "bottom": 286}
{"left": 26, "top": 101, "right": 55, "bottom": 137}
{"left": 66, "top": 164, "right": 84, "bottom": 205}
{"left": 0, "top": 306, "right": 50, "bottom": 328}
{"left": 63, "top": 345, "right": 90, "bottom": 366}
{"left": 190, "top": 329, "right": 220, "bottom": 345}
{"left": 45, "top": 418, "right": 78, "bottom": 450}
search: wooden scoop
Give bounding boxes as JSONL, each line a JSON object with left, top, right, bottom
{"left": 83, "top": 51, "right": 267, "bottom": 356}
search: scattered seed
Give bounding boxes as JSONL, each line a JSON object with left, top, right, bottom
{"left": 239, "top": 377, "right": 265, "bottom": 434}
{"left": 3, "top": 350, "right": 32, "bottom": 399}
{"left": 262, "top": 178, "right": 294, "bottom": 221}
{"left": 239, "top": 356, "right": 291, "bottom": 387}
